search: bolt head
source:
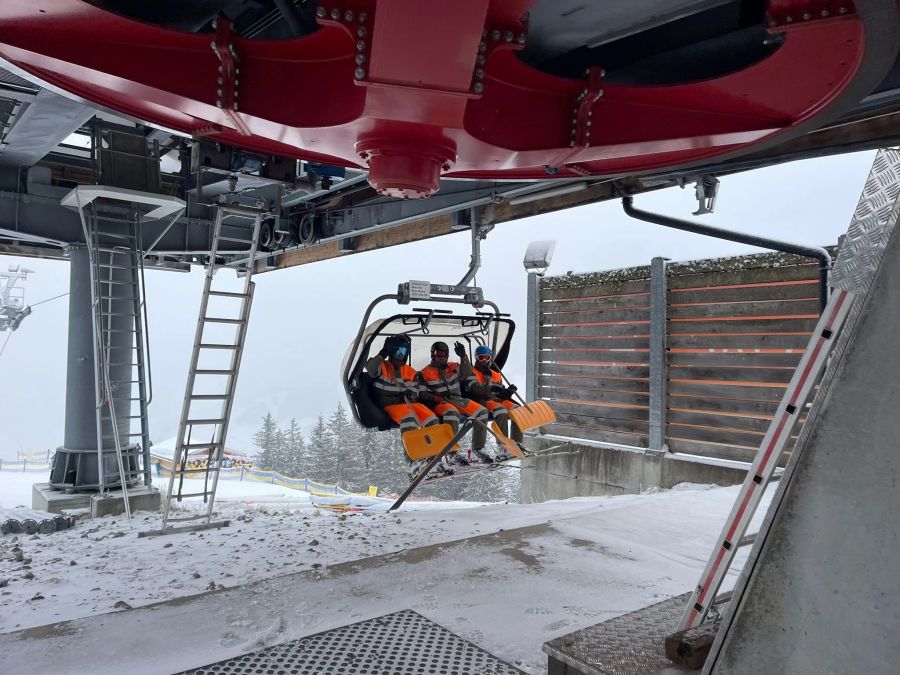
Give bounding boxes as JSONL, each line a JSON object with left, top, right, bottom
{"left": 359, "top": 12, "right": 368, "bottom": 22}
{"left": 504, "top": 31, "right": 513, "bottom": 42}
{"left": 517, "top": 33, "right": 526, "bottom": 44}
{"left": 344, "top": 10, "right": 354, "bottom": 21}
{"left": 217, "top": 77, "right": 223, "bottom": 84}
{"left": 491, "top": 29, "right": 500, "bottom": 41}
{"left": 476, "top": 54, "right": 486, "bottom": 65}
{"left": 357, "top": 27, "right": 367, "bottom": 37}
{"left": 354, "top": 67, "right": 366, "bottom": 80}
{"left": 330, "top": 8, "right": 340, "bottom": 19}
{"left": 475, "top": 68, "right": 484, "bottom": 79}
{"left": 839, "top": 7, "right": 848, "bottom": 14}
{"left": 217, "top": 88, "right": 223, "bottom": 96}
{"left": 316, "top": 7, "right": 326, "bottom": 18}
{"left": 355, "top": 53, "right": 366, "bottom": 65}
{"left": 803, "top": 11, "right": 811, "bottom": 19}
{"left": 821, "top": 9, "right": 829, "bottom": 16}
{"left": 478, "top": 42, "right": 487, "bottom": 53}
{"left": 357, "top": 40, "right": 366, "bottom": 51}
{"left": 473, "top": 82, "right": 484, "bottom": 93}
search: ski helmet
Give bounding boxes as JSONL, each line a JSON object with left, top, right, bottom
{"left": 430, "top": 341, "right": 449, "bottom": 355}
{"left": 474, "top": 345, "right": 492, "bottom": 360}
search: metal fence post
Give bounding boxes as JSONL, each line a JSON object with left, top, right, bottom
{"left": 525, "top": 272, "right": 540, "bottom": 404}
{"left": 649, "top": 256, "right": 669, "bottom": 453}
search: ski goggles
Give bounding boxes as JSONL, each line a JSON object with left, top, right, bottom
{"left": 433, "top": 351, "right": 449, "bottom": 358}
{"left": 476, "top": 354, "right": 492, "bottom": 362}
{"left": 393, "top": 346, "right": 408, "bottom": 357}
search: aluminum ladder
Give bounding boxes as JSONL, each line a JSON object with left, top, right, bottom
{"left": 160, "top": 203, "right": 263, "bottom": 534}
{"left": 79, "top": 204, "right": 154, "bottom": 518}
{"left": 678, "top": 286, "right": 855, "bottom": 631}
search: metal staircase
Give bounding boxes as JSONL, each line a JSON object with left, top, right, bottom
{"left": 160, "top": 203, "right": 264, "bottom": 534}
{"left": 77, "top": 203, "right": 154, "bottom": 518}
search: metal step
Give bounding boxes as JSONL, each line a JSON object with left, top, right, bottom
{"left": 198, "top": 343, "right": 240, "bottom": 350}
{"left": 208, "top": 290, "right": 250, "bottom": 298}
{"left": 189, "top": 394, "right": 231, "bottom": 400}
{"left": 203, "top": 317, "right": 246, "bottom": 324}
{"left": 194, "top": 369, "right": 236, "bottom": 375}
{"left": 185, "top": 418, "right": 228, "bottom": 425}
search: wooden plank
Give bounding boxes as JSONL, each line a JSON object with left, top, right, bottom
{"left": 667, "top": 409, "right": 773, "bottom": 434}
{"left": 668, "top": 380, "right": 787, "bottom": 401}
{"left": 540, "top": 308, "right": 651, "bottom": 324}
{"left": 668, "top": 393, "right": 779, "bottom": 416}
{"left": 667, "top": 318, "right": 818, "bottom": 334}
{"left": 540, "top": 279, "right": 650, "bottom": 301}
{"left": 553, "top": 412, "right": 649, "bottom": 435}
{"left": 539, "top": 387, "right": 649, "bottom": 406}
{"left": 668, "top": 334, "right": 811, "bottom": 349}
{"left": 539, "top": 375, "right": 649, "bottom": 393}
{"left": 540, "top": 349, "right": 649, "bottom": 364}
{"left": 666, "top": 438, "right": 758, "bottom": 463}
{"left": 666, "top": 422, "right": 764, "bottom": 447}
{"left": 667, "top": 366, "right": 795, "bottom": 383}
{"left": 550, "top": 400, "right": 650, "bottom": 422}
{"left": 542, "top": 363, "right": 650, "bottom": 379}
{"left": 668, "top": 264, "right": 819, "bottom": 290}
{"left": 541, "top": 323, "right": 650, "bottom": 338}
{"left": 668, "top": 298, "right": 820, "bottom": 319}
{"left": 540, "top": 337, "right": 650, "bottom": 350}
{"left": 668, "top": 352, "right": 803, "bottom": 368}
{"left": 543, "top": 424, "right": 648, "bottom": 448}
{"left": 669, "top": 280, "right": 819, "bottom": 304}
{"left": 539, "top": 295, "right": 650, "bottom": 313}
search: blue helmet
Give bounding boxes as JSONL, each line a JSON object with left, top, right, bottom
{"left": 474, "top": 345, "right": 493, "bottom": 359}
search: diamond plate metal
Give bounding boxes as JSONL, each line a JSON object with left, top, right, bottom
{"left": 831, "top": 148, "right": 900, "bottom": 294}
{"left": 543, "top": 593, "right": 694, "bottom": 675}
{"left": 180, "top": 609, "right": 524, "bottom": 675}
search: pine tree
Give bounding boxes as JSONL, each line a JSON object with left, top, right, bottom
{"left": 307, "top": 414, "right": 333, "bottom": 482}
{"left": 326, "top": 401, "right": 361, "bottom": 488}
{"left": 252, "top": 412, "right": 279, "bottom": 470}
{"left": 283, "top": 418, "right": 307, "bottom": 478}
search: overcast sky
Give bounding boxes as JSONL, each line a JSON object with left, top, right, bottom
{"left": 0, "top": 150, "right": 877, "bottom": 458}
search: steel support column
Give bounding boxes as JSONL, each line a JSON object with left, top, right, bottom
{"left": 648, "top": 256, "right": 668, "bottom": 453}
{"left": 525, "top": 271, "right": 541, "bottom": 406}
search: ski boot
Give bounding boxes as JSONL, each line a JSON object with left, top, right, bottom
{"left": 429, "top": 455, "right": 456, "bottom": 477}
{"left": 451, "top": 448, "right": 472, "bottom": 466}
{"left": 471, "top": 447, "right": 494, "bottom": 464}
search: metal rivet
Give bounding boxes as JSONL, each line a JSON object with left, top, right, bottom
{"left": 355, "top": 53, "right": 366, "bottom": 65}
{"left": 357, "top": 26, "right": 367, "bottom": 37}
{"left": 235, "top": 68, "right": 240, "bottom": 75}
{"left": 316, "top": 7, "right": 326, "bottom": 18}
{"left": 475, "top": 68, "right": 484, "bottom": 79}
{"left": 504, "top": 31, "right": 513, "bottom": 42}
{"left": 786, "top": 15, "right": 793, "bottom": 22}
{"left": 330, "top": 8, "right": 340, "bottom": 19}
{"left": 357, "top": 40, "right": 366, "bottom": 51}
{"left": 491, "top": 29, "right": 500, "bottom": 41}
{"left": 234, "top": 102, "right": 239, "bottom": 110}
{"left": 234, "top": 90, "right": 238, "bottom": 97}
{"left": 344, "top": 10, "right": 354, "bottom": 21}
{"left": 839, "top": 7, "right": 847, "bottom": 13}
{"left": 217, "top": 88, "right": 222, "bottom": 96}
{"left": 586, "top": 120, "right": 592, "bottom": 126}
{"left": 478, "top": 42, "right": 487, "bottom": 53}
{"left": 517, "top": 33, "right": 526, "bottom": 44}
{"left": 355, "top": 67, "right": 366, "bottom": 80}
{"left": 476, "top": 55, "right": 485, "bottom": 65}
{"left": 359, "top": 12, "right": 368, "bottom": 22}
{"left": 821, "top": 9, "right": 829, "bottom": 16}
{"left": 803, "top": 12, "right": 811, "bottom": 19}
{"left": 473, "top": 82, "right": 484, "bottom": 93}
{"left": 217, "top": 77, "right": 223, "bottom": 84}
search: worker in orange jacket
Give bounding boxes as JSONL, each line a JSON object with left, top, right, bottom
{"left": 366, "top": 334, "right": 453, "bottom": 478}
{"left": 415, "top": 341, "right": 490, "bottom": 464}
{"left": 460, "top": 344, "right": 523, "bottom": 461}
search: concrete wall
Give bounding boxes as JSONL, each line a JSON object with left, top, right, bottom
{"left": 520, "top": 436, "right": 748, "bottom": 502}
{"left": 707, "top": 177, "right": 900, "bottom": 674}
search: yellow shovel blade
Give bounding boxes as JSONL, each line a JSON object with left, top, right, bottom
{"left": 489, "top": 422, "right": 524, "bottom": 458}
{"left": 402, "top": 423, "right": 459, "bottom": 461}
{"left": 509, "top": 400, "right": 556, "bottom": 431}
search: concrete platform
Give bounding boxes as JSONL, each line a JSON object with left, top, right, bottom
{"left": 32, "top": 482, "right": 160, "bottom": 517}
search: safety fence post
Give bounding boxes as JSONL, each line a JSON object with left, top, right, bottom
{"left": 648, "top": 256, "right": 669, "bottom": 453}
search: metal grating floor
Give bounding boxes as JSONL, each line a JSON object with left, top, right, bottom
{"left": 543, "top": 593, "right": 696, "bottom": 675}
{"left": 180, "top": 609, "right": 524, "bottom": 675}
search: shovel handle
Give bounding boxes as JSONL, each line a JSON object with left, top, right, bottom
{"left": 492, "top": 366, "right": 529, "bottom": 407}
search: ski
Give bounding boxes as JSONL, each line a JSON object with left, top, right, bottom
{"left": 420, "top": 458, "right": 519, "bottom": 483}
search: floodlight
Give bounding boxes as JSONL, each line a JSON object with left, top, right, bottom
{"left": 523, "top": 240, "right": 555, "bottom": 275}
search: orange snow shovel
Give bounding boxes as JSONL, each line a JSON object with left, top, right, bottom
{"left": 400, "top": 394, "right": 459, "bottom": 461}
{"left": 492, "top": 366, "right": 557, "bottom": 431}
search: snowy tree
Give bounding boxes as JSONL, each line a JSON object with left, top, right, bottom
{"left": 306, "top": 414, "right": 333, "bottom": 481}
{"left": 252, "top": 412, "right": 280, "bottom": 470}
{"left": 282, "top": 418, "right": 307, "bottom": 477}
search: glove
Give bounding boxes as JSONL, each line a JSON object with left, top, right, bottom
{"left": 454, "top": 341, "right": 467, "bottom": 359}
{"left": 379, "top": 343, "right": 391, "bottom": 358}
{"left": 506, "top": 384, "right": 517, "bottom": 395}
{"left": 491, "top": 384, "right": 507, "bottom": 398}
{"left": 382, "top": 335, "right": 405, "bottom": 358}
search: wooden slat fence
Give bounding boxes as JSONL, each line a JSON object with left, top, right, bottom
{"left": 536, "top": 251, "right": 832, "bottom": 463}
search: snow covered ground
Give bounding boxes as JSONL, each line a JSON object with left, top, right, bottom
{"left": 0, "top": 471, "right": 770, "bottom": 674}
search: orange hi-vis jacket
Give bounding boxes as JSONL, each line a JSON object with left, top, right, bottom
{"left": 365, "top": 356, "right": 419, "bottom": 408}
{"left": 417, "top": 362, "right": 462, "bottom": 400}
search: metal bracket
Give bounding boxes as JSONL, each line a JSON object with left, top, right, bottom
{"left": 692, "top": 175, "right": 720, "bottom": 215}
{"left": 571, "top": 66, "right": 604, "bottom": 148}
{"left": 211, "top": 17, "right": 250, "bottom": 135}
